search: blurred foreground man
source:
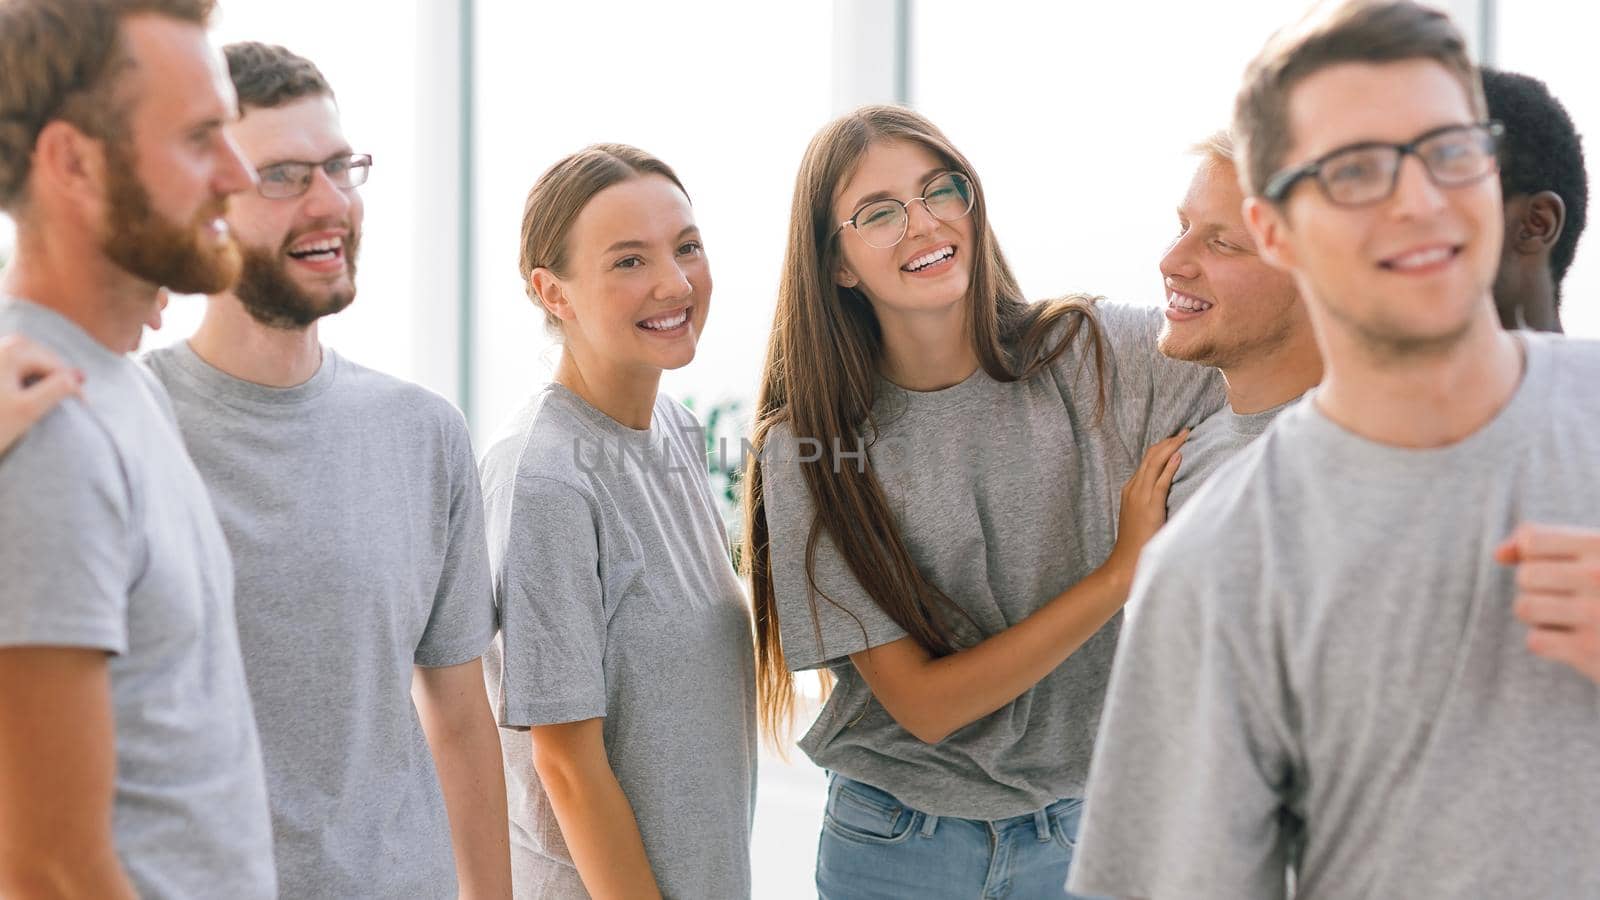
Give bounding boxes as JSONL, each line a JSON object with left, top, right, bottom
{"left": 1073, "top": 3, "right": 1600, "bottom": 898}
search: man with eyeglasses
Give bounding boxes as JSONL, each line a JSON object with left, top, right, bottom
{"left": 1071, "top": 3, "right": 1600, "bottom": 899}
{"left": 143, "top": 42, "right": 510, "bottom": 899}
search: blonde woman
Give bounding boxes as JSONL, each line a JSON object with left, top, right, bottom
{"left": 481, "top": 145, "right": 756, "bottom": 899}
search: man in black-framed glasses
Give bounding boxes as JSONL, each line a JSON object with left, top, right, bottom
{"left": 142, "top": 41, "right": 510, "bottom": 900}
{"left": 1261, "top": 120, "right": 1503, "bottom": 208}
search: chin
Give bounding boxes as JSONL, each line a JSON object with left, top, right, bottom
{"left": 657, "top": 351, "right": 697, "bottom": 372}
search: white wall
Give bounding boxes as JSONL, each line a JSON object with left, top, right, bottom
{"left": 468, "top": 1, "right": 834, "bottom": 445}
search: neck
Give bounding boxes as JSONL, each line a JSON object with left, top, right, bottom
{"left": 1513, "top": 272, "right": 1562, "bottom": 333}
{"left": 1314, "top": 306, "right": 1523, "bottom": 449}
{"left": 188, "top": 293, "right": 323, "bottom": 388}
{"left": 1, "top": 225, "right": 161, "bottom": 353}
{"left": 553, "top": 343, "right": 661, "bottom": 431}
{"left": 1220, "top": 331, "right": 1324, "bottom": 415}
{"left": 876, "top": 302, "right": 979, "bottom": 391}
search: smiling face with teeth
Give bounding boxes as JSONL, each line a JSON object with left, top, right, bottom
{"left": 1245, "top": 59, "right": 1503, "bottom": 357}
{"left": 832, "top": 140, "right": 975, "bottom": 329}
{"left": 223, "top": 94, "right": 362, "bottom": 329}
{"left": 530, "top": 174, "right": 710, "bottom": 383}
{"left": 1158, "top": 158, "right": 1307, "bottom": 370}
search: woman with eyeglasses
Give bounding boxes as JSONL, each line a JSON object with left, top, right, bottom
{"left": 480, "top": 144, "right": 755, "bottom": 899}
{"left": 742, "top": 105, "right": 1223, "bottom": 896}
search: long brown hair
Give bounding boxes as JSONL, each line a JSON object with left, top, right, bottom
{"left": 742, "top": 105, "right": 1105, "bottom": 741}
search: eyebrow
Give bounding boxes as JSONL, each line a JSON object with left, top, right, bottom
{"left": 849, "top": 167, "right": 949, "bottom": 212}
{"left": 602, "top": 225, "right": 700, "bottom": 256}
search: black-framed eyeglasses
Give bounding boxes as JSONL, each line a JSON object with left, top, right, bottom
{"left": 254, "top": 153, "right": 373, "bottom": 200}
{"left": 1262, "top": 122, "right": 1503, "bottom": 207}
{"left": 835, "top": 171, "right": 976, "bottom": 249}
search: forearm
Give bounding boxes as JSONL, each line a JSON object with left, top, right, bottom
{"left": 858, "top": 562, "right": 1131, "bottom": 742}
{"left": 0, "top": 648, "right": 136, "bottom": 900}
{"left": 534, "top": 752, "right": 662, "bottom": 900}
{"left": 426, "top": 706, "right": 512, "bottom": 900}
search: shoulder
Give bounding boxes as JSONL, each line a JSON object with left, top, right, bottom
{"left": 654, "top": 391, "right": 708, "bottom": 450}
{"left": 654, "top": 391, "right": 703, "bottom": 429}
{"left": 338, "top": 354, "right": 468, "bottom": 430}
{"left": 479, "top": 389, "right": 599, "bottom": 501}
{"left": 1536, "top": 332, "right": 1600, "bottom": 390}
{"left": 1038, "top": 299, "right": 1159, "bottom": 383}
{"left": 1091, "top": 299, "right": 1164, "bottom": 345}
{"left": 1143, "top": 433, "right": 1283, "bottom": 599}
{"left": 0, "top": 395, "right": 130, "bottom": 522}
{"left": 140, "top": 343, "right": 183, "bottom": 384}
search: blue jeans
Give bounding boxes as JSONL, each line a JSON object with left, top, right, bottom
{"left": 815, "top": 774, "right": 1100, "bottom": 899}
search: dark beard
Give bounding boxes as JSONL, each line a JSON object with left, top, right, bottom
{"left": 233, "top": 230, "right": 361, "bottom": 330}
{"left": 100, "top": 142, "right": 241, "bottom": 294}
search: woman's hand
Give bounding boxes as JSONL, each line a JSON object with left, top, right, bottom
{"left": 1, "top": 335, "right": 82, "bottom": 455}
{"left": 1104, "top": 429, "right": 1188, "bottom": 587}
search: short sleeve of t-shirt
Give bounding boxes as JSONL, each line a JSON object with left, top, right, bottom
{"left": 1070, "top": 477, "right": 1298, "bottom": 900}
{"left": 761, "top": 423, "right": 908, "bottom": 671}
{"left": 492, "top": 474, "right": 608, "bottom": 729}
{"left": 0, "top": 402, "right": 134, "bottom": 654}
{"left": 414, "top": 410, "right": 498, "bottom": 668}
{"left": 1067, "top": 302, "right": 1225, "bottom": 466}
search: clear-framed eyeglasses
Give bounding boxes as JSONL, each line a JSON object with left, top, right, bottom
{"left": 1262, "top": 122, "right": 1503, "bottom": 208}
{"left": 835, "top": 171, "right": 976, "bottom": 249}
{"left": 254, "top": 153, "right": 373, "bottom": 200}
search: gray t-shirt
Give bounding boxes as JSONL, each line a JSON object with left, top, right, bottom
{"left": 1166, "top": 393, "right": 1302, "bottom": 514}
{"left": 144, "top": 342, "right": 497, "bottom": 900}
{"left": 1070, "top": 333, "right": 1600, "bottom": 899}
{"left": 481, "top": 385, "right": 757, "bottom": 899}
{"left": 0, "top": 299, "right": 275, "bottom": 899}
{"left": 761, "top": 301, "right": 1223, "bottom": 820}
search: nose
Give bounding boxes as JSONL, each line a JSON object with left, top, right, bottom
{"left": 214, "top": 129, "right": 257, "bottom": 197}
{"left": 1387, "top": 153, "right": 1448, "bottom": 220}
{"left": 301, "top": 167, "right": 353, "bottom": 219}
{"left": 1159, "top": 231, "right": 1202, "bottom": 282}
{"left": 655, "top": 259, "right": 693, "bottom": 303}
{"left": 904, "top": 197, "right": 941, "bottom": 240}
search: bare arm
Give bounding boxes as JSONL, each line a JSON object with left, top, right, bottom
{"left": 529, "top": 718, "right": 662, "bottom": 900}
{"left": 850, "top": 431, "right": 1187, "bottom": 743}
{"left": 413, "top": 658, "right": 511, "bottom": 900}
{"left": 0, "top": 647, "right": 137, "bottom": 899}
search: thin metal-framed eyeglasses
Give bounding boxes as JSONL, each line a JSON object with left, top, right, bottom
{"left": 835, "top": 171, "right": 976, "bottom": 249}
{"left": 254, "top": 153, "right": 373, "bottom": 200}
{"left": 1262, "top": 122, "right": 1503, "bottom": 207}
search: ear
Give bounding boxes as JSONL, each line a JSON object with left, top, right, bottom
{"left": 31, "top": 120, "right": 109, "bottom": 209}
{"left": 1243, "top": 195, "right": 1297, "bottom": 273}
{"left": 529, "top": 268, "right": 575, "bottom": 323}
{"left": 1511, "top": 190, "right": 1567, "bottom": 255}
{"left": 833, "top": 264, "right": 860, "bottom": 289}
